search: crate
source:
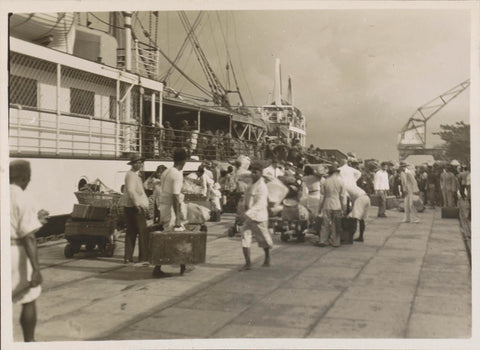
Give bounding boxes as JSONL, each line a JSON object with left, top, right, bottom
{"left": 441, "top": 207, "right": 459, "bottom": 219}
{"left": 64, "top": 218, "right": 116, "bottom": 238}
{"left": 149, "top": 227, "right": 207, "bottom": 265}
{"left": 71, "top": 204, "right": 109, "bottom": 221}
{"left": 183, "top": 193, "right": 208, "bottom": 202}
{"left": 338, "top": 217, "right": 356, "bottom": 244}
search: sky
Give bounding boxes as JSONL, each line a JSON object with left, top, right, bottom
{"left": 127, "top": 8, "right": 470, "bottom": 161}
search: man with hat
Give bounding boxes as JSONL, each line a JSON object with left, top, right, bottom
{"left": 399, "top": 162, "right": 420, "bottom": 223}
{"left": 239, "top": 161, "right": 273, "bottom": 270}
{"left": 123, "top": 153, "right": 149, "bottom": 264}
{"left": 317, "top": 163, "right": 347, "bottom": 247}
{"left": 373, "top": 161, "right": 390, "bottom": 217}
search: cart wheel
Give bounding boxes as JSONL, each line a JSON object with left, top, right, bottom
{"left": 64, "top": 244, "right": 74, "bottom": 258}
{"left": 280, "top": 233, "right": 290, "bottom": 242}
{"left": 104, "top": 243, "right": 115, "bottom": 257}
{"left": 85, "top": 243, "right": 95, "bottom": 252}
{"left": 71, "top": 243, "right": 81, "bottom": 254}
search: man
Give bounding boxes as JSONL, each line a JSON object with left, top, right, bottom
{"left": 346, "top": 184, "right": 371, "bottom": 243}
{"left": 154, "top": 148, "right": 188, "bottom": 277}
{"left": 373, "top": 162, "right": 390, "bottom": 217}
{"left": 123, "top": 153, "right": 149, "bottom": 265}
{"left": 163, "top": 121, "right": 175, "bottom": 155}
{"left": 458, "top": 166, "right": 468, "bottom": 200}
{"left": 317, "top": 163, "right": 347, "bottom": 247}
{"left": 239, "top": 162, "right": 273, "bottom": 271}
{"left": 144, "top": 165, "right": 167, "bottom": 223}
{"left": 400, "top": 162, "right": 420, "bottom": 223}
{"left": 262, "top": 159, "right": 284, "bottom": 181}
{"left": 10, "top": 160, "right": 48, "bottom": 342}
{"left": 339, "top": 158, "right": 362, "bottom": 212}
{"left": 425, "top": 165, "right": 437, "bottom": 208}
{"left": 440, "top": 166, "right": 456, "bottom": 207}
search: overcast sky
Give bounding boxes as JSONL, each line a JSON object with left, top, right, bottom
{"left": 86, "top": 8, "right": 471, "bottom": 161}
{"left": 1, "top": 2, "right": 474, "bottom": 162}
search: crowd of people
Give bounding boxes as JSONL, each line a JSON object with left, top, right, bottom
{"left": 9, "top": 145, "right": 471, "bottom": 342}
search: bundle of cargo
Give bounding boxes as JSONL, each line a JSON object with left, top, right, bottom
{"left": 182, "top": 177, "right": 207, "bottom": 202}
{"left": 65, "top": 178, "right": 119, "bottom": 258}
{"left": 75, "top": 178, "right": 122, "bottom": 209}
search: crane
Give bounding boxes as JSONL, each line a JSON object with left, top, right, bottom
{"left": 397, "top": 79, "right": 470, "bottom": 160}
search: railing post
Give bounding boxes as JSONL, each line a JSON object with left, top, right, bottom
{"left": 56, "top": 63, "right": 61, "bottom": 155}
{"left": 115, "top": 80, "right": 120, "bottom": 158}
{"left": 88, "top": 115, "right": 92, "bottom": 156}
{"left": 156, "top": 49, "right": 160, "bottom": 80}
{"left": 135, "top": 39, "right": 139, "bottom": 74}
{"left": 17, "top": 108, "right": 21, "bottom": 154}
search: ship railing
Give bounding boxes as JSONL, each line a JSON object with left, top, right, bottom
{"left": 141, "top": 126, "right": 264, "bottom": 162}
{"left": 9, "top": 104, "right": 264, "bottom": 161}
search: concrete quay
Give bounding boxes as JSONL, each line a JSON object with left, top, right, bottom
{"left": 11, "top": 206, "right": 471, "bottom": 344}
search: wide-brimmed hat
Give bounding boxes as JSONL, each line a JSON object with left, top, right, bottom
{"left": 128, "top": 153, "right": 145, "bottom": 165}
{"left": 399, "top": 161, "right": 408, "bottom": 168}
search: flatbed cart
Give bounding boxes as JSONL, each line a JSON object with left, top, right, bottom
{"left": 63, "top": 188, "right": 122, "bottom": 258}
{"left": 64, "top": 216, "right": 117, "bottom": 258}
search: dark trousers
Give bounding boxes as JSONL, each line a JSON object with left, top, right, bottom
{"left": 376, "top": 190, "right": 387, "bottom": 216}
{"left": 124, "top": 207, "right": 148, "bottom": 262}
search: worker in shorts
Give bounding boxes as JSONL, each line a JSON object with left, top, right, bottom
{"left": 346, "top": 185, "right": 371, "bottom": 242}
{"left": 239, "top": 161, "right": 273, "bottom": 271}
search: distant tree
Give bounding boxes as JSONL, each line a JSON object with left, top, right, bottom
{"left": 434, "top": 121, "right": 470, "bottom": 164}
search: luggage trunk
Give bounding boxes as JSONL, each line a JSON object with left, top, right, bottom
{"left": 338, "top": 217, "right": 356, "bottom": 244}
{"left": 441, "top": 207, "right": 459, "bottom": 219}
{"left": 149, "top": 227, "right": 207, "bottom": 265}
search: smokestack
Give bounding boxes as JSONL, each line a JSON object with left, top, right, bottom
{"left": 287, "top": 75, "right": 294, "bottom": 106}
{"left": 274, "top": 58, "right": 282, "bottom": 106}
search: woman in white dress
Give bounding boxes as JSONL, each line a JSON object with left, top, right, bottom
{"left": 301, "top": 165, "right": 325, "bottom": 217}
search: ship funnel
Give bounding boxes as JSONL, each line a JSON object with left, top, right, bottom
{"left": 274, "top": 58, "right": 283, "bottom": 106}
{"left": 287, "top": 76, "right": 294, "bottom": 106}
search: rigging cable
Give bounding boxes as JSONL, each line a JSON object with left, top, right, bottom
{"left": 207, "top": 12, "right": 227, "bottom": 85}
{"left": 230, "top": 12, "right": 255, "bottom": 106}
{"left": 88, "top": 12, "right": 124, "bottom": 30}
{"left": 161, "top": 12, "right": 204, "bottom": 82}
{"left": 133, "top": 17, "right": 213, "bottom": 98}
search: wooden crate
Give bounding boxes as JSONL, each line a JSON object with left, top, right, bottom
{"left": 64, "top": 218, "right": 116, "bottom": 238}
{"left": 149, "top": 228, "right": 207, "bottom": 265}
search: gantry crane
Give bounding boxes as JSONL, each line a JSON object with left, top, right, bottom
{"left": 397, "top": 79, "right": 470, "bottom": 160}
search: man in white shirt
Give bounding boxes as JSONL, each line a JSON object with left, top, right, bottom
{"left": 373, "top": 162, "right": 390, "bottom": 217}
{"left": 123, "top": 153, "right": 150, "bottom": 264}
{"left": 339, "top": 158, "right": 362, "bottom": 191}
{"left": 10, "top": 160, "right": 48, "bottom": 342}
{"left": 239, "top": 162, "right": 273, "bottom": 271}
{"left": 154, "top": 148, "right": 188, "bottom": 277}
{"left": 262, "top": 160, "right": 284, "bottom": 181}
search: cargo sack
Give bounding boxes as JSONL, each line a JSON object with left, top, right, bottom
{"left": 186, "top": 202, "right": 211, "bottom": 224}
{"left": 266, "top": 178, "right": 289, "bottom": 204}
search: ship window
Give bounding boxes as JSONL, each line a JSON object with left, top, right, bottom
{"left": 10, "top": 75, "right": 37, "bottom": 107}
{"left": 70, "top": 88, "right": 94, "bottom": 116}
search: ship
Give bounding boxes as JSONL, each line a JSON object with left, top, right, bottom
{"left": 261, "top": 58, "right": 307, "bottom": 147}
{"left": 8, "top": 11, "right": 271, "bottom": 216}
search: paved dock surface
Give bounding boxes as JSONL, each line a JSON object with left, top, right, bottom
{"left": 12, "top": 206, "right": 471, "bottom": 342}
